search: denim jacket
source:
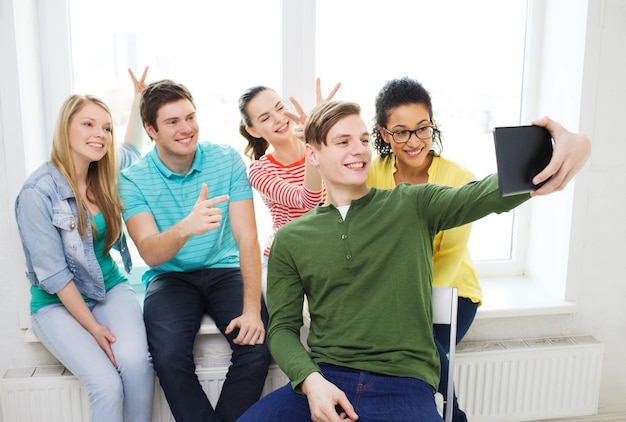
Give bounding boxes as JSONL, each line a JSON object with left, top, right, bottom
{"left": 14, "top": 144, "right": 140, "bottom": 301}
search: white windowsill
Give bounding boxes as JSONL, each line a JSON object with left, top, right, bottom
{"left": 24, "top": 274, "right": 577, "bottom": 343}
{"left": 476, "top": 276, "right": 577, "bottom": 319}
{"left": 24, "top": 313, "right": 222, "bottom": 343}
{"left": 23, "top": 264, "right": 223, "bottom": 343}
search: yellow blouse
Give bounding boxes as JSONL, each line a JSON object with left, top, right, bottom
{"left": 367, "top": 155, "right": 482, "bottom": 305}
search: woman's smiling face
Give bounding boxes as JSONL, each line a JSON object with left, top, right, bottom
{"left": 245, "top": 89, "right": 293, "bottom": 145}
{"left": 381, "top": 103, "right": 434, "bottom": 170}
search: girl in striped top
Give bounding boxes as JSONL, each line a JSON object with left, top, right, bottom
{"left": 238, "top": 80, "right": 340, "bottom": 260}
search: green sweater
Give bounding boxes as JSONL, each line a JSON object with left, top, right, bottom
{"left": 267, "top": 174, "right": 529, "bottom": 391}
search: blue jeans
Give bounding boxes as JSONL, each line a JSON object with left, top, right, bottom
{"left": 143, "top": 268, "right": 271, "bottom": 422}
{"left": 237, "top": 363, "right": 443, "bottom": 422}
{"left": 32, "top": 282, "right": 154, "bottom": 422}
{"left": 433, "top": 296, "right": 478, "bottom": 422}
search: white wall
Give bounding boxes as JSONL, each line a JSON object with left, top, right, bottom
{"left": 0, "top": 0, "right": 55, "bottom": 375}
{"left": 1, "top": 0, "right": 625, "bottom": 420}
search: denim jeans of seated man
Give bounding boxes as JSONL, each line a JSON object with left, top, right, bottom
{"left": 237, "top": 363, "right": 444, "bottom": 422}
{"left": 144, "top": 267, "right": 271, "bottom": 422}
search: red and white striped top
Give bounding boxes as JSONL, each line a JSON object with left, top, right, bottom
{"left": 248, "top": 154, "right": 324, "bottom": 257}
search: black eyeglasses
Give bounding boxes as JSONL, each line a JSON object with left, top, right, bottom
{"left": 383, "top": 126, "right": 435, "bottom": 144}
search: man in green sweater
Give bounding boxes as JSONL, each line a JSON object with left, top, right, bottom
{"left": 238, "top": 101, "right": 591, "bottom": 422}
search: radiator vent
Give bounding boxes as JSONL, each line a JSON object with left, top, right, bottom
{"left": 1, "top": 335, "right": 603, "bottom": 422}
{"left": 1, "top": 366, "right": 89, "bottom": 422}
{"left": 1, "top": 365, "right": 288, "bottom": 422}
{"left": 455, "top": 335, "right": 604, "bottom": 422}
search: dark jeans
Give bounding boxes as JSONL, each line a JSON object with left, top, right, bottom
{"left": 144, "top": 268, "right": 271, "bottom": 422}
{"left": 237, "top": 363, "right": 443, "bottom": 421}
{"left": 433, "top": 296, "right": 478, "bottom": 422}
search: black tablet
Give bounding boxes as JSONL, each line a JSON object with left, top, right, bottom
{"left": 493, "top": 125, "right": 554, "bottom": 196}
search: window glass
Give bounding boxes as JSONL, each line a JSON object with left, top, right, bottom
{"left": 69, "top": 0, "right": 282, "bottom": 155}
{"left": 316, "top": 0, "right": 527, "bottom": 260}
{"left": 69, "top": 0, "right": 527, "bottom": 264}
{"left": 69, "top": 0, "right": 282, "bottom": 266}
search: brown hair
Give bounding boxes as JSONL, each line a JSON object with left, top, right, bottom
{"left": 140, "top": 79, "right": 196, "bottom": 136}
{"left": 304, "top": 101, "right": 362, "bottom": 147}
{"left": 50, "top": 95, "right": 123, "bottom": 254}
{"left": 238, "top": 85, "right": 271, "bottom": 160}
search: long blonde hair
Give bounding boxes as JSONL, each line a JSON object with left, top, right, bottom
{"left": 50, "top": 95, "right": 123, "bottom": 254}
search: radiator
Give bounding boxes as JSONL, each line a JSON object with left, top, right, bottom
{"left": 455, "top": 335, "right": 604, "bottom": 422}
{"left": 1, "top": 365, "right": 289, "bottom": 422}
{"left": 0, "top": 366, "right": 89, "bottom": 422}
{"left": 1, "top": 335, "right": 603, "bottom": 422}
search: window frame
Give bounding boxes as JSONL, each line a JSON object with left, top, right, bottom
{"left": 13, "top": 0, "right": 590, "bottom": 331}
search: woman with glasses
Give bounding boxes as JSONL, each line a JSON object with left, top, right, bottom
{"left": 367, "top": 77, "right": 592, "bottom": 422}
{"left": 367, "top": 76, "right": 477, "bottom": 422}
{"left": 238, "top": 79, "right": 340, "bottom": 300}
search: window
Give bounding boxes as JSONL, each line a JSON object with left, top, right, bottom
{"left": 67, "top": 0, "right": 527, "bottom": 271}
{"left": 11, "top": 0, "right": 589, "bottom": 331}
{"left": 69, "top": 0, "right": 282, "bottom": 154}
{"left": 315, "top": 0, "right": 528, "bottom": 263}
{"left": 68, "top": 0, "right": 282, "bottom": 264}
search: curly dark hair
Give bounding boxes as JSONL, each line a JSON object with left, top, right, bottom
{"left": 372, "top": 77, "right": 442, "bottom": 159}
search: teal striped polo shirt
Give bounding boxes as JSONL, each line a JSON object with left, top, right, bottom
{"left": 119, "top": 142, "right": 252, "bottom": 287}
